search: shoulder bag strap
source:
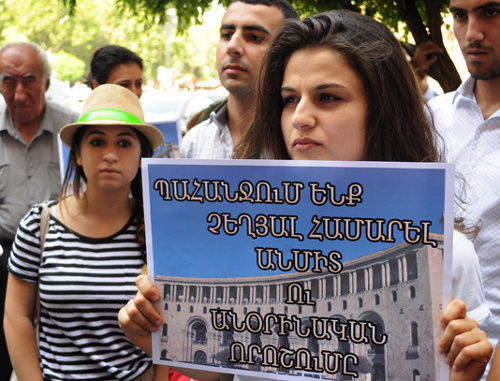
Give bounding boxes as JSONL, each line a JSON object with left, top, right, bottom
{"left": 9, "top": 204, "right": 51, "bottom": 381}
{"left": 35, "top": 202, "right": 51, "bottom": 346}
{"left": 39, "top": 202, "right": 50, "bottom": 252}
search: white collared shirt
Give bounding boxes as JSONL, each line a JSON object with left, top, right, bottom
{"left": 429, "top": 77, "right": 500, "bottom": 379}
{"left": 180, "top": 100, "right": 234, "bottom": 159}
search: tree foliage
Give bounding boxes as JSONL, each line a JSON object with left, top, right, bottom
{"left": 287, "top": 0, "right": 461, "bottom": 91}
{"left": 58, "top": 0, "right": 461, "bottom": 91}
{"left": 2, "top": 0, "right": 463, "bottom": 90}
{"left": 0, "top": 0, "right": 220, "bottom": 85}
{"left": 52, "top": 51, "right": 86, "bottom": 83}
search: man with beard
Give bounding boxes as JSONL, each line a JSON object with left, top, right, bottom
{"left": 428, "top": 1, "right": 500, "bottom": 379}
{"left": 180, "top": 0, "right": 299, "bottom": 159}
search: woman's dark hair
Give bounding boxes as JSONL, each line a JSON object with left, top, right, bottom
{"left": 60, "top": 126, "right": 153, "bottom": 245}
{"left": 236, "top": 10, "right": 441, "bottom": 163}
{"left": 236, "top": 10, "right": 476, "bottom": 236}
{"left": 86, "top": 45, "right": 143, "bottom": 88}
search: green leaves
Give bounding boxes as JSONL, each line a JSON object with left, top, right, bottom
{"left": 2, "top": 0, "right": 459, "bottom": 90}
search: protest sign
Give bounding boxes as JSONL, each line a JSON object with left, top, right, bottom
{"left": 142, "top": 159, "right": 454, "bottom": 380}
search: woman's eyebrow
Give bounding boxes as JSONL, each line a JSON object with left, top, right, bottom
{"left": 315, "top": 83, "right": 347, "bottom": 90}
{"left": 86, "top": 130, "right": 105, "bottom": 136}
{"left": 86, "top": 130, "right": 137, "bottom": 139}
{"left": 281, "top": 86, "right": 295, "bottom": 92}
{"left": 281, "top": 83, "right": 347, "bottom": 92}
{"left": 117, "top": 131, "right": 138, "bottom": 139}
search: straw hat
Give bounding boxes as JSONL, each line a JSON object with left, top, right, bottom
{"left": 60, "top": 84, "right": 164, "bottom": 149}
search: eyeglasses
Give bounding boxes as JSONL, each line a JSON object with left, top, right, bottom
{"left": 0, "top": 73, "right": 40, "bottom": 91}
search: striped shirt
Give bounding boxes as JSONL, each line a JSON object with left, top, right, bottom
{"left": 8, "top": 201, "right": 151, "bottom": 380}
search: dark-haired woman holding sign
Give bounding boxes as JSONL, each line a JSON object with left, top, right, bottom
{"left": 118, "top": 11, "right": 493, "bottom": 381}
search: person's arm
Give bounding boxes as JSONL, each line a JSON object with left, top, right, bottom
{"left": 4, "top": 273, "right": 44, "bottom": 381}
{"left": 487, "top": 345, "right": 500, "bottom": 380}
{"left": 409, "top": 41, "right": 443, "bottom": 74}
{"left": 154, "top": 364, "right": 171, "bottom": 381}
{"left": 438, "top": 299, "right": 492, "bottom": 381}
{"left": 118, "top": 275, "right": 223, "bottom": 381}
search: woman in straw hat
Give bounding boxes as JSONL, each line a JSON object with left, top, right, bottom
{"left": 4, "top": 84, "right": 163, "bottom": 380}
